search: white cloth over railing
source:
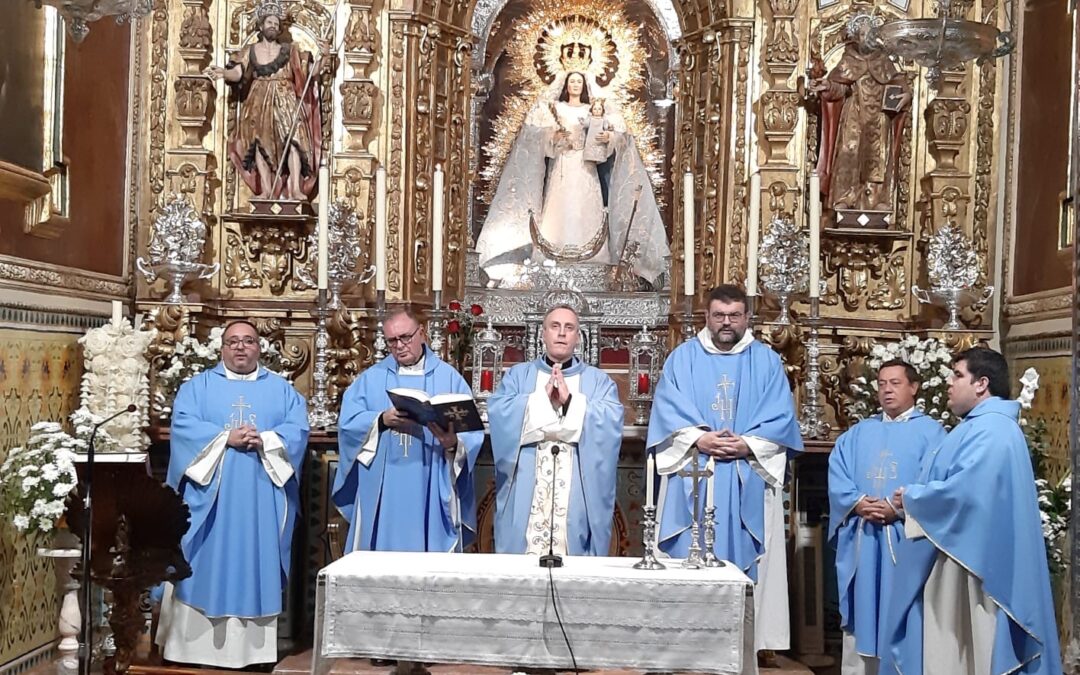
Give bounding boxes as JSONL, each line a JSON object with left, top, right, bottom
{"left": 313, "top": 552, "right": 757, "bottom": 675}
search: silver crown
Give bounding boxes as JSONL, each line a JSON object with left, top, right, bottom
{"left": 256, "top": 0, "right": 285, "bottom": 22}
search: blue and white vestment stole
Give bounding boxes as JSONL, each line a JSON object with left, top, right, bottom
{"left": 332, "top": 347, "right": 483, "bottom": 553}
{"left": 488, "top": 357, "right": 624, "bottom": 555}
{"left": 828, "top": 410, "right": 944, "bottom": 658}
{"left": 168, "top": 364, "right": 309, "bottom": 618}
{"left": 647, "top": 332, "right": 802, "bottom": 580}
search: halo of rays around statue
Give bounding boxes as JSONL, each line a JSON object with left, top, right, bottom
{"left": 479, "top": 0, "right": 665, "bottom": 205}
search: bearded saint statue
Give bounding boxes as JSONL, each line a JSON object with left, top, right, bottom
{"left": 205, "top": 0, "right": 327, "bottom": 202}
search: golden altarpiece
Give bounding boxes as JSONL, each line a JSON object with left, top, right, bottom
{"left": 122, "top": 0, "right": 1011, "bottom": 648}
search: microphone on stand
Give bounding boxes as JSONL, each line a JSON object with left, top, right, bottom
{"left": 539, "top": 445, "right": 564, "bottom": 569}
{"left": 78, "top": 404, "right": 137, "bottom": 675}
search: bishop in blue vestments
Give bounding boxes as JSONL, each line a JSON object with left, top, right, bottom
{"left": 333, "top": 309, "right": 484, "bottom": 553}
{"left": 828, "top": 359, "right": 945, "bottom": 675}
{"left": 489, "top": 305, "right": 623, "bottom": 556}
{"left": 888, "top": 348, "right": 1062, "bottom": 675}
{"left": 648, "top": 285, "right": 802, "bottom": 652}
{"left": 156, "top": 320, "right": 310, "bottom": 668}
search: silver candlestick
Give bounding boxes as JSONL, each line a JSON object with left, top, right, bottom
{"left": 374, "top": 290, "right": 388, "bottom": 361}
{"left": 308, "top": 289, "right": 337, "bottom": 429}
{"left": 798, "top": 297, "right": 830, "bottom": 439}
{"left": 680, "top": 294, "right": 696, "bottom": 342}
{"left": 428, "top": 289, "right": 449, "bottom": 355}
{"left": 702, "top": 505, "right": 725, "bottom": 567}
{"left": 633, "top": 505, "right": 666, "bottom": 570}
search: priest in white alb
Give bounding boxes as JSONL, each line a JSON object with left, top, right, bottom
{"left": 648, "top": 284, "right": 803, "bottom": 655}
{"left": 488, "top": 304, "right": 624, "bottom": 555}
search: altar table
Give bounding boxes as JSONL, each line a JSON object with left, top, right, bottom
{"left": 312, "top": 552, "right": 756, "bottom": 675}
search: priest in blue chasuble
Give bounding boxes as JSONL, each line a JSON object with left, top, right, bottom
{"left": 156, "top": 320, "right": 310, "bottom": 668}
{"left": 887, "top": 348, "right": 1062, "bottom": 675}
{"left": 489, "top": 304, "right": 623, "bottom": 555}
{"left": 333, "top": 309, "right": 484, "bottom": 553}
{"left": 648, "top": 284, "right": 803, "bottom": 653}
{"left": 828, "top": 359, "right": 945, "bottom": 675}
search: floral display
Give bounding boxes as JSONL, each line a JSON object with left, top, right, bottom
{"left": 445, "top": 300, "right": 484, "bottom": 371}
{"left": 79, "top": 318, "right": 157, "bottom": 451}
{"left": 0, "top": 422, "right": 82, "bottom": 540}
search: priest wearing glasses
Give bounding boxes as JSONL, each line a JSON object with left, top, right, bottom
{"left": 156, "top": 320, "right": 309, "bottom": 668}
{"left": 648, "top": 284, "right": 803, "bottom": 656}
{"left": 333, "top": 309, "right": 484, "bottom": 553}
{"left": 488, "top": 304, "right": 624, "bottom": 556}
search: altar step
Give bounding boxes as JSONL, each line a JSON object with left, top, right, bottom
{"left": 273, "top": 651, "right": 818, "bottom": 675}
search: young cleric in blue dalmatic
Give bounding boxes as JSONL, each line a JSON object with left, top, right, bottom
{"left": 888, "top": 348, "right": 1062, "bottom": 675}
{"left": 156, "top": 320, "right": 310, "bottom": 668}
{"left": 648, "top": 284, "right": 803, "bottom": 653}
{"left": 488, "top": 304, "right": 624, "bottom": 556}
{"left": 828, "top": 359, "right": 945, "bottom": 675}
{"left": 333, "top": 309, "right": 484, "bottom": 553}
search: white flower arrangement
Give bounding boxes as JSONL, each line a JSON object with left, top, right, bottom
{"left": 78, "top": 318, "right": 157, "bottom": 452}
{"left": 847, "top": 335, "right": 956, "bottom": 426}
{"left": 154, "top": 326, "right": 282, "bottom": 416}
{"left": 0, "top": 422, "right": 82, "bottom": 540}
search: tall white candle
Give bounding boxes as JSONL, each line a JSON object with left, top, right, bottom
{"left": 646, "top": 452, "right": 655, "bottom": 510}
{"left": 111, "top": 300, "right": 122, "bottom": 326}
{"left": 809, "top": 172, "right": 821, "bottom": 298}
{"left": 317, "top": 165, "right": 330, "bottom": 290}
{"left": 706, "top": 456, "right": 716, "bottom": 510}
{"left": 683, "top": 171, "right": 695, "bottom": 297}
{"left": 432, "top": 165, "right": 445, "bottom": 293}
{"left": 375, "top": 166, "right": 387, "bottom": 291}
{"left": 746, "top": 173, "right": 761, "bottom": 296}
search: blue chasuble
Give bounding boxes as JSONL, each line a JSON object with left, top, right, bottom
{"left": 828, "top": 411, "right": 944, "bottom": 658}
{"left": 488, "top": 358, "right": 623, "bottom": 555}
{"left": 648, "top": 338, "right": 802, "bottom": 580}
{"left": 887, "top": 397, "right": 1062, "bottom": 675}
{"left": 332, "top": 347, "right": 484, "bottom": 553}
{"left": 168, "top": 364, "right": 309, "bottom": 618}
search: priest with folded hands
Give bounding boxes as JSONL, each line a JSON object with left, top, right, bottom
{"left": 488, "top": 304, "right": 624, "bottom": 556}
{"left": 333, "top": 309, "right": 484, "bottom": 553}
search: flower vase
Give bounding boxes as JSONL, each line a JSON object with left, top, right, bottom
{"left": 37, "top": 528, "right": 82, "bottom": 671}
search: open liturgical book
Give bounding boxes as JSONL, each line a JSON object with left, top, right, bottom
{"left": 387, "top": 388, "right": 485, "bottom": 432}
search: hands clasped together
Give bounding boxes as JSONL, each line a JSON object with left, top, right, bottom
{"left": 855, "top": 493, "right": 901, "bottom": 526}
{"left": 227, "top": 424, "right": 263, "bottom": 452}
{"left": 696, "top": 428, "right": 751, "bottom": 460}
{"left": 546, "top": 365, "right": 572, "bottom": 410}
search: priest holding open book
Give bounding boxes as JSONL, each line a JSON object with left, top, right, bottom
{"left": 333, "top": 309, "right": 484, "bottom": 553}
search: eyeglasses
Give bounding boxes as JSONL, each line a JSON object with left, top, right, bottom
{"left": 386, "top": 328, "right": 420, "bottom": 348}
{"left": 224, "top": 336, "right": 258, "bottom": 349}
{"left": 710, "top": 312, "right": 745, "bottom": 322}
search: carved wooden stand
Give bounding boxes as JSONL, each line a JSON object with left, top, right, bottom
{"left": 67, "top": 458, "right": 191, "bottom": 675}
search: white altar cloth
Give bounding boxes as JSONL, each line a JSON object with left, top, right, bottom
{"left": 313, "top": 552, "right": 756, "bottom": 675}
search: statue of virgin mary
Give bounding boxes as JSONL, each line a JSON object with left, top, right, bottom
{"left": 476, "top": 68, "right": 669, "bottom": 288}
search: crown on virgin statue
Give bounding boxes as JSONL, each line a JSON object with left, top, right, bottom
{"left": 559, "top": 41, "right": 594, "bottom": 75}
{"left": 256, "top": 0, "right": 285, "bottom": 22}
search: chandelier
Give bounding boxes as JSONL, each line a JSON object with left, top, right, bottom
{"left": 876, "top": 0, "right": 1014, "bottom": 89}
{"left": 29, "top": 0, "right": 154, "bottom": 42}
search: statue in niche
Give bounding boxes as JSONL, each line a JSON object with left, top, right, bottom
{"left": 810, "top": 13, "right": 911, "bottom": 216}
{"left": 475, "top": 5, "right": 670, "bottom": 288}
{"left": 205, "top": 0, "right": 327, "bottom": 202}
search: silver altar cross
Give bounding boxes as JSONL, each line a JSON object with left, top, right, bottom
{"left": 711, "top": 374, "right": 736, "bottom": 422}
{"left": 226, "top": 395, "right": 256, "bottom": 430}
{"left": 676, "top": 448, "right": 714, "bottom": 568}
